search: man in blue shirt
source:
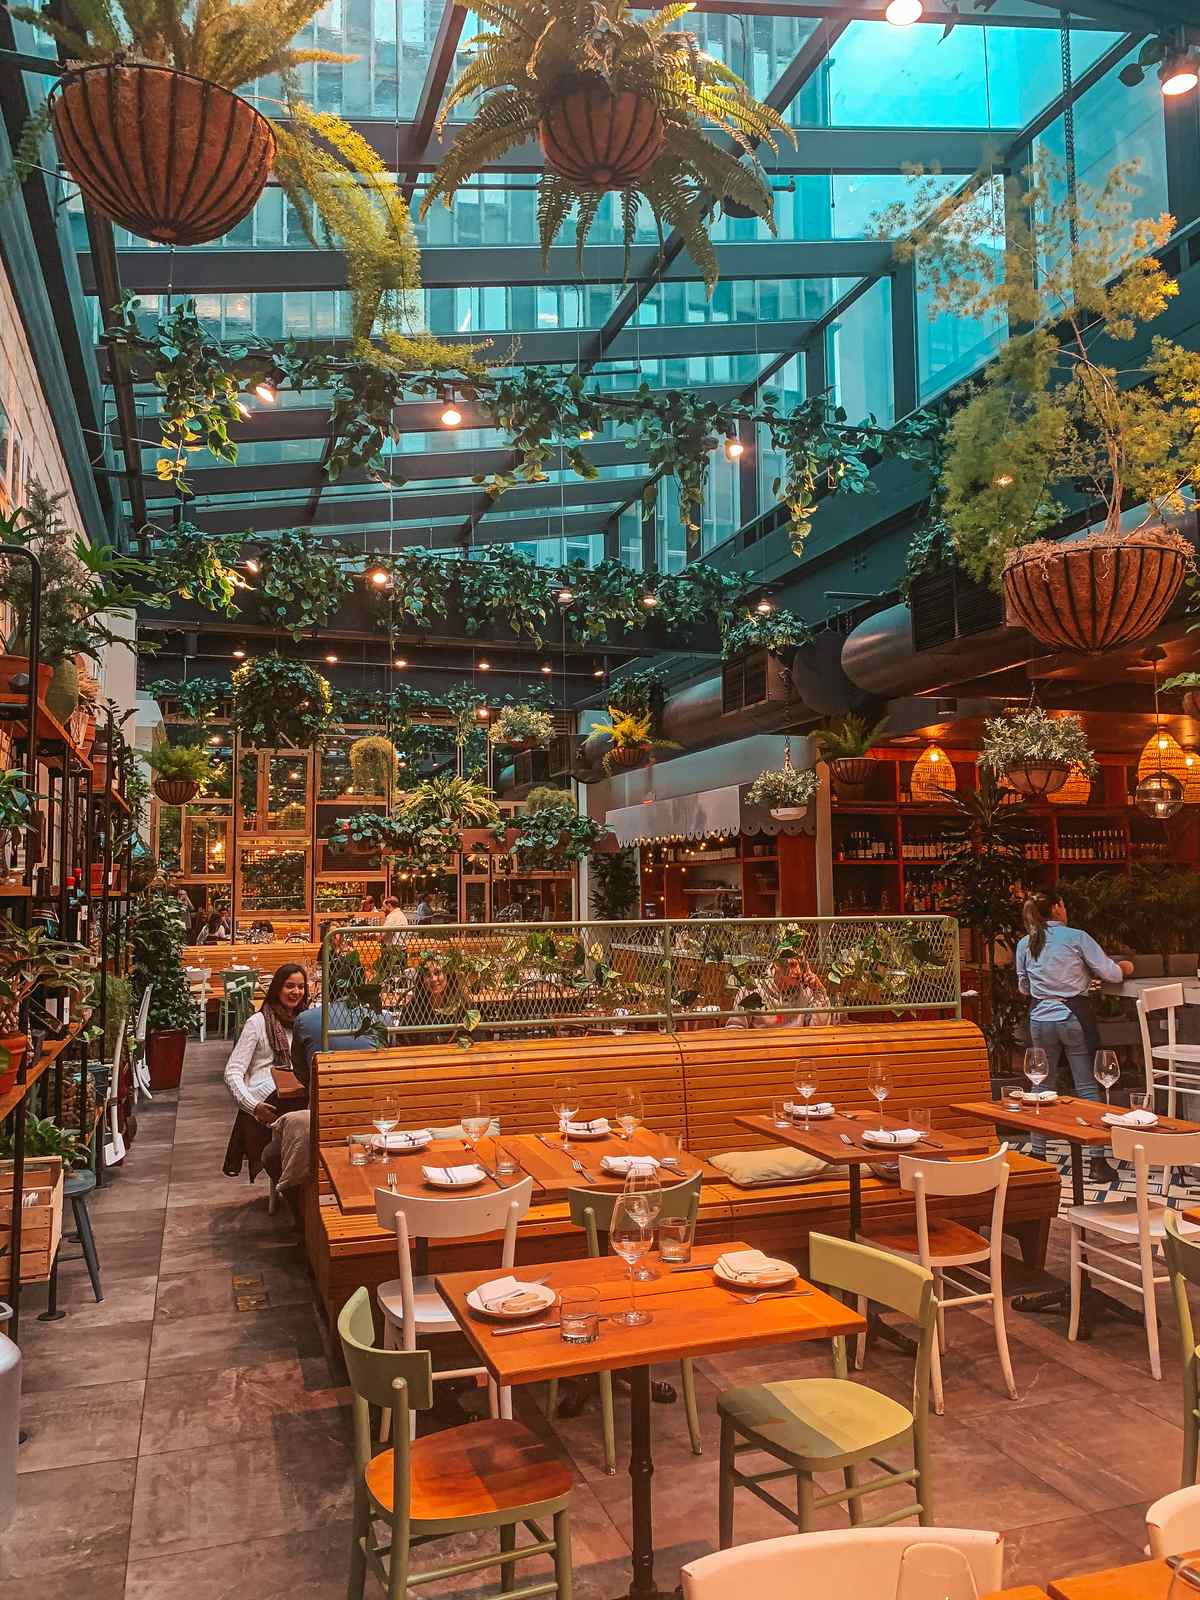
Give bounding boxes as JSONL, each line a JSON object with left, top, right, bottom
{"left": 1015, "top": 888, "right": 1133, "bottom": 1180}
{"left": 291, "top": 1001, "right": 380, "bottom": 1087}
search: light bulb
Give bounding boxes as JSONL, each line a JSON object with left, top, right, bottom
{"left": 477, "top": 659, "right": 491, "bottom": 671}
{"left": 993, "top": 472, "right": 1014, "bottom": 488}
{"left": 1159, "top": 735, "right": 1170, "bottom": 749}
{"left": 724, "top": 433, "right": 745, "bottom": 461}
{"left": 641, "top": 592, "right": 658, "bottom": 608}
{"left": 367, "top": 565, "right": 390, "bottom": 587}
{"left": 232, "top": 647, "right": 246, "bottom": 659}
{"left": 557, "top": 587, "right": 574, "bottom": 604}
{"left": 1160, "top": 52, "right": 1199, "bottom": 96}
{"left": 440, "top": 390, "right": 463, "bottom": 427}
{"left": 885, "top": 0, "right": 923, "bottom": 22}
{"left": 325, "top": 653, "right": 338, "bottom": 665}
{"left": 254, "top": 382, "right": 276, "bottom": 404}
{"left": 755, "top": 598, "right": 774, "bottom": 615}
{"left": 477, "top": 706, "right": 489, "bottom": 718}
{"left": 244, "top": 557, "right": 260, "bottom": 575}
{"left": 208, "top": 734, "right": 221, "bottom": 746}
{"left": 593, "top": 666, "right": 604, "bottom": 679}
{"left": 929, "top": 750, "right": 940, "bottom": 763}
{"left": 394, "top": 657, "right": 408, "bottom": 669}
{"left": 540, "top": 664, "right": 553, "bottom": 675}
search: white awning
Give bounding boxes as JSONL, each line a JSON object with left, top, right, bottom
{"left": 605, "top": 785, "right": 814, "bottom": 846}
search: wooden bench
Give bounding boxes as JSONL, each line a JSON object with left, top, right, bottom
{"left": 305, "top": 1021, "right": 1061, "bottom": 1326}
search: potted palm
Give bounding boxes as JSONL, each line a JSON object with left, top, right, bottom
{"left": 488, "top": 704, "right": 555, "bottom": 754}
{"left": 747, "top": 744, "right": 819, "bottom": 821}
{"left": 130, "top": 893, "right": 198, "bottom": 1090}
{"left": 812, "top": 713, "right": 889, "bottom": 801}
{"left": 978, "top": 707, "right": 1097, "bottom": 800}
{"left": 144, "top": 741, "right": 212, "bottom": 806}
{"left": 876, "top": 159, "right": 1196, "bottom": 652}
{"left": 422, "top": 0, "right": 793, "bottom": 292}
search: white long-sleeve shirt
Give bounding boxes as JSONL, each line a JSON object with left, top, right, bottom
{"left": 223, "top": 1011, "right": 292, "bottom": 1112}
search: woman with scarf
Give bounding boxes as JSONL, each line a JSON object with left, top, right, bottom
{"left": 222, "top": 963, "right": 310, "bottom": 1184}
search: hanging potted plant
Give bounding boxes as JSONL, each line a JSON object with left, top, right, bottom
{"left": 143, "top": 741, "right": 212, "bottom": 806}
{"left": 231, "top": 655, "right": 333, "bottom": 750}
{"left": 747, "top": 745, "right": 819, "bottom": 821}
{"left": 812, "top": 713, "right": 890, "bottom": 801}
{"left": 130, "top": 893, "right": 199, "bottom": 1090}
{"left": 422, "top": 0, "right": 793, "bottom": 294}
{"left": 1165, "top": 672, "right": 1200, "bottom": 721}
{"left": 505, "top": 789, "right": 608, "bottom": 869}
{"left": 588, "top": 708, "right": 679, "bottom": 775}
{"left": 348, "top": 735, "right": 399, "bottom": 795}
{"left": 400, "top": 775, "right": 501, "bottom": 854}
{"left": 876, "top": 159, "right": 1196, "bottom": 652}
{"left": 978, "top": 708, "right": 1097, "bottom": 800}
{"left": 488, "top": 704, "right": 555, "bottom": 754}
{"left": 720, "top": 609, "right": 811, "bottom": 714}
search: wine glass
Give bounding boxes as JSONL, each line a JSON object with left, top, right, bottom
{"left": 622, "top": 1168, "right": 663, "bottom": 1279}
{"left": 1023, "top": 1046, "right": 1049, "bottom": 1112}
{"left": 372, "top": 1093, "right": 400, "bottom": 1158}
{"left": 1094, "top": 1049, "right": 1120, "bottom": 1106}
{"left": 615, "top": 1086, "right": 643, "bottom": 1141}
{"left": 794, "top": 1061, "right": 818, "bottom": 1127}
{"left": 867, "top": 1062, "right": 892, "bottom": 1133}
{"left": 551, "top": 1079, "right": 579, "bottom": 1147}
{"left": 610, "top": 1197, "right": 653, "bottom": 1327}
{"left": 893, "top": 1542, "right": 979, "bottom": 1600}
{"left": 461, "top": 1093, "right": 491, "bottom": 1165}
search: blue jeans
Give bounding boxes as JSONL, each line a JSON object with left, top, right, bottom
{"left": 1029, "top": 1014, "right": 1101, "bottom": 1158}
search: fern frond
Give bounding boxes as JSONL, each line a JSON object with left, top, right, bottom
{"left": 537, "top": 172, "right": 578, "bottom": 264}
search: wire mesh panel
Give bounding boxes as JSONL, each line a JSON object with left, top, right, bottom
{"left": 319, "top": 916, "right": 961, "bottom": 1047}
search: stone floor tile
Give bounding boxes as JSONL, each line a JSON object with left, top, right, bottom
{"left": 138, "top": 1357, "right": 346, "bottom": 1454}
{"left": 0, "top": 1460, "right": 135, "bottom": 1578}
{"left": 124, "top": 1523, "right": 353, "bottom": 1600}
{"left": 19, "top": 1320, "right": 154, "bottom": 1393}
{"left": 16, "top": 1379, "right": 146, "bottom": 1473}
{"left": 147, "top": 1301, "right": 328, "bottom": 1377}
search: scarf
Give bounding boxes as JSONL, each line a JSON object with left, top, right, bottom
{"left": 262, "top": 1001, "right": 295, "bottom": 1067}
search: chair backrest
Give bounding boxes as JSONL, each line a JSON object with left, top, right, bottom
{"left": 1147, "top": 1485, "right": 1200, "bottom": 1560}
{"left": 1164, "top": 1208, "right": 1200, "bottom": 1380}
{"left": 1111, "top": 1129, "right": 1200, "bottom": 1240}
{"left": 810, "top": 1231, "right": 936, "bottom": 1410}
{"left": 134, "top": 983, "right": 152, "bottom": 1044}
{"left": 680, "top": 1527, "right": 1004, "bottom": 1600}
{"left": 337, "top": 1286, "right": 431, "bottom": 1511}
{"left": 1137, "top": 983, "right": 1184, "bottom": 1074}
{"left": 897, "top": 1146, "right": 1010, "bottom": 1271}
{"left": 566, "top": 1170, "right": 701, "bottom": 1255}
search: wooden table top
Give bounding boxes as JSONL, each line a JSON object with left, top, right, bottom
{"left": 321, "top": 1136, "right": 539, "bottom": 1213}
{"left": 511, "top": 1127, "right": 711, "bottom": 1202}
{"left": 1047, "top": 1558, "right": 1172, "bottom": 1600}
{"left": 435, "top": 1239, "right": 865, "bottom": 1385}
{"left": 955, "top": 1097, "right": 1200, "bottom": 1147}
{"left": 734, "top": 1111, "right": 990, "bottom": 1166}
{"left": 982, "top": 1588, "right": 1051, "bottom": 1600}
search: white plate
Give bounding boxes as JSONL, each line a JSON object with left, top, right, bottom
{"left": 423, "top": 1167, "right": 486, "bottom": 1189}
{"left": 1101, "top": 1112, "right": 1159, "bottom": 1128}
{"left": 713, "top": 1256, "right": 798, "bottom": 1288}
{"left": 375, "top": 1131, "right": 432, "bottom": 1152}
{"left": 788, "top": 1104, "right": 834, "bottom": 1121}
{"left": 1016, "top": 1091, "right": 1058, "bottom": 1104}
{"left": 467, "top": 1283, "right": 558, "bottom": 1320}
{"left": 861, "top": 1129, "right": 921, "bottom": 1148}
{"left": 562, "top": 1124, "right": 612, "bottom": 1141}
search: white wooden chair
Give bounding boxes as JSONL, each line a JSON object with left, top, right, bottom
{"left": 100, "top": 998, "right": 130, "bottom": 1169}
{"left": 681, "top": 1528, "right": 1004, "bottom": 1600}
{"left": 1147, "top": 1486, "right": 1200, "bottom": 1558}
{"left": 185, "top": 967, "right": 211, "bottom": 1044}
{"left": 859, "top": 1145, "right": 1017, "bottom": 1413}
{"left": 1137, "top": 983, "right": 1200, "bottom": 1117}
{"left": 374, "top": 1177, "right": 533, "bottom": 1433}
{"left": 132, "top": 984, "right": 153, "bottom": 1103}
{"left": 1068, "top": 1124, "right": 1200, "bottom": 1379}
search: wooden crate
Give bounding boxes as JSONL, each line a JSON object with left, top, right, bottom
{"left": 0, "top": 1157, "right": 64, "bottom": 1290}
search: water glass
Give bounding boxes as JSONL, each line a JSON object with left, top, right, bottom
{"left": 771, "top": 1096, "right": 791, "bottom": 1128}
{"left": 494, "top": 1142, "right": 518, "bottom": 1178}
{"left": 348, "top": 1133, "right": 372, "bottom": 1167}
{"left": 1129, "top": 1089, "right": 1154, "bottom": 1114}
{"left": 658, "top": 1216, "right": 693, "bottom": 1263}
{"left": 560, "top": 1287, "right": 600, "bottom": 1344}
{"left": 908, "top": 1106, "right": 932, "bottom": 1136}
{"left": 1002, "top": 1081, "right": 1024, "bottom": 1108}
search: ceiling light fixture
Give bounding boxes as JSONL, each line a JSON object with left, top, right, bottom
{"left": 755, "top": 597, "right": 774, "bottom": 615}
{"left": 253, "top": 381, "right": 276, "bottom": 404}
{"left": 325, "top": 653, "right": 338, "bottom": 664}
{"left": 993, "top": 472, "right": 1015, "bottom": 488}
{"left": 593, "top": 666, "right": 605, "bottom": 679}
{"left": 477, "top": 706, "right": 490, "bottom": 718}
{"left": 723, "top": 431, "right": 745, "bottom": 461}
{"left": 1160, "top": 49, "right": 1200, "bottom": 96}
{"left": 885, "top": 0, "right": 923, "bottom": 24}
{"left": 208, "top": 734, "right": 221, "bottom": 746}
{"left": 556, "top": 587, "right": 574, "bottom": 605}
{"left": 641, "top": 590, "right": 658, "bottom": 608}
{"left": 477, "top": 659, "right": 491, "bottom": 671}
{"left": 540, "top": 663, "right": 553, "bottom": 675}
{"left": 366, "top": 564, "right": 390, "bottom": 587}
{"left": 232, "top": 647, "right": 246, "bottom": 659}
{"left": 439, "top": 389, "right": 463, "bottom": 428}
{"left": 394, "top": 657, "right": 408, "bottom": 669}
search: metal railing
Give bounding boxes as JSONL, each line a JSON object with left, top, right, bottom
{"left": 319, "top": 916, "right": 961, "bottom": 1047}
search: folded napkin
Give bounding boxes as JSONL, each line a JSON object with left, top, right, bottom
{"left": 861, "top": 1127, "right": 922, "bottom": 1147}
{"left": 565, "top": 1118, "right": 611, "bottom": 1136}
{"left": 787, "top": 1101, "right": 834, "bottom": 1117}
{"left": 476, "top": 1275, "right": 548, "bottom": 1314}
{"left": 1019, "top": 1089, "right": 1057, "bottom": 1103}
{"left": 375, "top": 1129, "right": 432, "bottom": 1151}
{"left": 716, "top": 1248, "right": 796, "bottom": 1286}
{"left": 600, "top": 1153, "right": 660, "bottom": 1176}
{"left": 421, "top": 1163, "right": 485, "bottom": 1186}
{"left": 1103, "top": 1107, "right": 1159, "bottom": 1127}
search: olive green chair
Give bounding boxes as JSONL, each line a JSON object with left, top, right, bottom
{"left": 547, "top": 1171, "right": 704, "bottom": 1474}
{"left": 717, "top": 1231, "right": 936, "bottom": 1543}
{"left": 1163, "top": 1208, "right": 1200, "bottom": 1488}
{"left": 338, "top": 1287, "right": 574, "bottom": 1600}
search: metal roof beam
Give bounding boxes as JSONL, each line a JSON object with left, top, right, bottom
{"left": 399, "top": 1, "right": 466, "bottom": 204}
{"left": 645, "top": 0, "right": 1187, "bottom": 25}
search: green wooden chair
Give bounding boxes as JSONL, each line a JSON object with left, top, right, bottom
{"left": 716, "top": 1231, "right": 936, "bottom": 1544}
{"left": 1163, "top": 1209, "right": 1200, "bottom": 1488}
{"left": 219, "top": 971, "right": 254, "bottom": 1039}
{"left": 547, "top": 1171, "right": 704, "bottom": 1474}
{"left": 338, "top": 1287, "right": 574, "bottom": 1600}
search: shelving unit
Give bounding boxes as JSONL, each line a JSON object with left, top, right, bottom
{"left": 639, "top": 832, "right": 812, "bottom": 918}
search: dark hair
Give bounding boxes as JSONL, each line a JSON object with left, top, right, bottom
{"left": 262, "top": 962, "right": 309, "bottom": 1013}
{"left": 205, "top": 911, "right": 224, "bottom": 933}
{"left": 1022, "top": 889, "right": 1064, "bottom": 960}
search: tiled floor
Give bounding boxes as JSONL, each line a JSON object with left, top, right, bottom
{"left": 3, "top": 1036, "right": 1192, "bottom": 1597}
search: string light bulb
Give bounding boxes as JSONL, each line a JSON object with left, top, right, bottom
{"left": 885, "top": 0, "right": 923, "bottom": 23}
{"left": 366, "top": 564, "right": 390, "bottom": 587}
{"left": 477, "top": 706, "right": 490, "bottom": 718}
{"left": 556, "top": 587, "right": 574, "bottom": 604}
{"left": 723, "top": 432, "right": 745, "bottom": 461}
{"left": 439, "top": 389, "right": 463, "bottom": 428}
{"left": 232, "top": 647, "right": 246, "bottom": 659}
{"left": 325, "top": 653, "right": 338, "bottom": 664}
{"left": 540, "top": 663, "right": 553, "bottom": 674}
{"left": 755, "top": 597, "right": 774, "bottom": 615}
{"left": 477, "top": 659, "right": 491, "bottom": 671}
{"left": 1160, "top": 50, "right": 1200, "bottom": 96}
{"left": 641, "top": 590, "right": 658, "bottom": 608}
{"left": 253, "top": 381, "right": 276, "bottom": 404}
{"left": 394, "top": 657, "right": 408, "bottom": 669}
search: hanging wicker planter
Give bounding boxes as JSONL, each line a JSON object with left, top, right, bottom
{"left": 1002, "top": 527, "right": 1192, "bottom": 654}
{"left": 829, "top": 756, "right": 875, "bottom": 801}
{"left": 539, "top": 84, "right": 665, "bottom": 190}
{"left": 1002, "top": 760, "right": 1072, "bottom": 799}
{"left": 48, "top": 64, "right": 275, "bottom": 246}
{"left": 153, "top": 776, "right": 199, "bottom": 806}
{"left": 608, "top": 742, "right": 650, "bottom": 769}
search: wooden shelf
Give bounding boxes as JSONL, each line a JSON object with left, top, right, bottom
{"left": 0, "top": 697, "right": 90, "bottom": 768}
{"left": 0, "top": 884, "right": 32, "bottom": 898}
{"left": 0, "top": 1026, "right": 81, "bottom": 1123}
{"left": 834, "top": 859, "right": 898, "bottom": 868}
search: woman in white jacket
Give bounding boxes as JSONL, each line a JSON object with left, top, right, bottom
{"left": 222, "top": 963, "right": 309, "bottom": 1182}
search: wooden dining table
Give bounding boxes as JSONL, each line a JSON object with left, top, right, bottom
{"left": 1046, "top": 1557, "right": 1175, "bottom": 1600}
{"left": 436, "top": 1240, "right": 865, "bottom": 1600}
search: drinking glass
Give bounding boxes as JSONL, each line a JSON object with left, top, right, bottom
{"left": 610, "top": 1199, "right": 653, "bottom": 1327}
{"left": 1094, "top": 1049, "right": 1120, "bottom": 1106}
{"left": 348, "top": 1133, "right": 372, "bottom": 1167}
{"left": 372, "top": 1094, "right": 400, "bottom": 1156}
{"left": 893, "top": 1542, "right": 979, "bottom": 1600}
{"left": 1129, "top": 1089, "right": 1154, "bottom": 1114}
{"left": 461, "top": 1093, "right": 491, "bottom": 1163}
{"left": 551, "top": 1079, "right": 580, "bottom": 1147}
{"left": 658, "top": 1216, "right": 693, "bottom": 1263}
{"left": 615, "top": 1087, "right": 643, "bottom": 1141}
{"left": 1002, "top": 1081, "right": 1024, "bottom": 1108}
{"left": 794, "top": 1062, "right": 818, "bottom": 1127}
{"left": 1023, "top": 1046, "right": 1050, "bottom": 1111}
{"left": 867, "top": 1063, "right": 893, "bottom": 1133}
{"left": 560, "top": 1287, "right": 600, "bottom": 1344}
{"left": 771, "top": 1096, "right": 791, "bottom": 1128}
{"left": 494, "top": 1142, "right": 518, "bottom": 1178}
{"left": 908, "top": 1106, "right": 932, "bottom": 1136}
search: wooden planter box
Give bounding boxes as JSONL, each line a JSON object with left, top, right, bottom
{"left": 0, "top": 1156, "right": 63, "bottom": 1290}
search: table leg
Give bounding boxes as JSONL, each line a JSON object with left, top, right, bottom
{"left": 626, "top": 1364, "right": 669, "bottom": 1600}
{"left": 848, "top": 1166, "right": 862, "bottom": 1239}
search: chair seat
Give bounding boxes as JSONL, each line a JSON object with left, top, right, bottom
{"left": 377, "top": 1275, "right": 459, "bottom": 1331}
{"left": 366, "top": 1418, "right": 573, "bottom": 1522}
{"left": 64, "top": 1168, "right": 97, "bottom": 1199}
{"left": 861, "top": 1216, "right": 988, "bottom": 1265}
{"left": 1066, "top": 1199, "right": 1200, "bottom": 1240}
{"left": 717, "top": 1378, "right": 914, "bottom": 1469}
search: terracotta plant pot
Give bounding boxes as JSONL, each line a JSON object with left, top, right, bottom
{"left": 0, "top": 659, "right": 51, "bottom": 704}
{"left": 1002, "top": 760, "right": 1072, "bottom": 799}
{"left": 1183, "top": 691, "right": 1200, "bottom": 720}
{"left": 49, "top": 64, "right": 276, "bottom": 246}
{"left": 539, "top": 85, "right": 664, "bottom": 189}
{"left": 147, "top": 1028, "right": 187, "bottom": 1091}
{"left": 1002, "top": 527, "right": 1192, "bottom": 653}
{"left": 0, "top": 1034, "right": 27, "bottom": 1095}
{"left": 153, "top": 777, "right": 200, "bottom": 806}
{"left": 609, "top": 743, "right": 648, "bottom": 769}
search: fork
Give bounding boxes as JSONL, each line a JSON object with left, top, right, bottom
{"left": 728, "top": 1289, "right": 814, "bottom": 1306}
{"left": 568, "top": 1154, "right": 597, "bottom": 1185}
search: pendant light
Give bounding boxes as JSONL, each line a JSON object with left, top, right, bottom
{"left": 910, "top": 744, "right": 956, "bottom": 803}
{"left": 1136, "top": 649, "right": 1185, "bottom": 819}
{"left": 1047, "top": 764, "right": 1093, "bottom": 806}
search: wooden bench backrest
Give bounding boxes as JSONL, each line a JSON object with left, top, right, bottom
{"left": 313, "top": 1033, "right": 686, "bottom": 1146}
{"left": 182, "top": 942, "right": 318, "bottom": 973}
{"left": 678, "top": 1021, "right": 991, "bottom": 1158}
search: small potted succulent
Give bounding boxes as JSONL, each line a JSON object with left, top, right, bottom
{"left": 488, "top": 704, "right": 555, "bottom": 754}
{"left": 747, "top": 745, "right": 820, "bottom": 820}
{"left": 812, "top": 713, "right": 889, "bottom": 801}
{"left": 144, "top": 741, "right": 213, "bottom": 806}
{"left": 978, "top": 707, "right": 1097, "bottom": 799}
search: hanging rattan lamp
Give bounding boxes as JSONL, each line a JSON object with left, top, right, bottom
{"left": 1135, "top": 650, "right": 1186, "bottom": 819}
{"left": 1182, "top": 748, "right": 1200, "bottom": 804}
{"left": 1138, "top": 729, "right": 1187, "bottom": 786}
{"left": 1047, "top": 764, "right": 1093, "bottom": 806}
{"left": 910, "top": 744, "right": 956, "bottom": 803}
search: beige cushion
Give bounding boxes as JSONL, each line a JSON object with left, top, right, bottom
{"left": 711, "top": 1147, "right": 830, "bottom": 1188}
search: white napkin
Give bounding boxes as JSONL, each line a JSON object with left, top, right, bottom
{"left": 861, "top": 1127, "right": 922, "bottom": 1147}
{"left": 787, "top": 1101, "right": 834, "bottom": 1117}
{"left": 422, "top": 1163, "right": 485, "bottom": 1185}
{"left": 1103, "top": 1107, "right": 1159, "bottom": 1127}
{"left": 476, "top": 1275, "right": 547, "bottom": 1312}
{"left": 601, "top": 1153, "right": 660, "bottom": 1176}
{"left": 1019, "top": 1090, "right": 1057, "bottom": 1103}
{"left": 565, "top": 1118, "right": 611, "bottom": 1135}
{"left": 716, "top": 1248, "right": 795, "bottom": 1284}
{"left": 375, "top": 1129, "right": 432, "bottom": 1151}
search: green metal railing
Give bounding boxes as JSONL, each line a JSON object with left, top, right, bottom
{"left": 319, "top": 915, "right": 961, "bottom": 1047}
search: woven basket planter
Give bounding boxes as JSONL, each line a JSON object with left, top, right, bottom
{"left": 1002, "top": 760, "right": 1072, "bottom": 799}
{"left": 49, "top": 64, "right": 275, "bottom": 246}
{"left": 830, "top": 756, "right": 874, "bottom": 801}
{"left": 153, "top": 777, "right": 199, "bottom": 806}
{"left": 608, "top": 743, "right": 649, "bottom": 769}
{"left": 1002, "top": 527, "right": 1192, "bottom": 654}
{"left": 539, "top": 86, "right": 664, "bottom": 189}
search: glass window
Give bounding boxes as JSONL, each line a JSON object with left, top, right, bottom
{"left": 826, "top": 278, "right": 893, "bottom": 425}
